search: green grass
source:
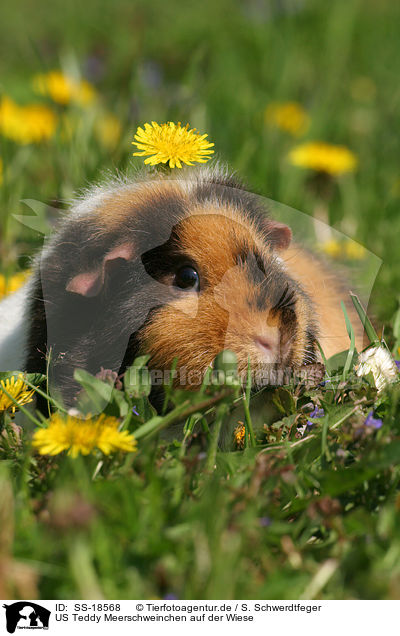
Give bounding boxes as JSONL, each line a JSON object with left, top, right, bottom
{"left": 2, "top": 341, "right": 400, "bottom": 599}
{"left": 1, "top": 0, "right": 400, "bottom": 600}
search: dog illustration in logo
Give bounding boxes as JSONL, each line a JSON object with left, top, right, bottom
{"left": 3, "top": 602, "right": 50, "bottom": 634}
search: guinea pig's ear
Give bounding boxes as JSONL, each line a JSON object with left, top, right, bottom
{"left": 66, "top": 242, "right": 135, "bottom": 297}
{"left": 264, "top": 220, "right": 292, "bottom": 251}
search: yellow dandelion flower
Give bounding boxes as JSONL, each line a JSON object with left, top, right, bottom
{"left": 233, "top": 421, "right": 246, "bottom": 450}
{"left": 32, "top": 413, "right": 137, "bottom": 458}
{"left": 320, "top": 239, "right": 342, "bottom": 259}
{"left": 0, "top": 270, "right": 31, "bottom": 300}
{"left": 33, "top": 70, "right": 96, "bottom": 106}
{"left": 344, "top": 241, "right": 366, "bottom": 260}
{"left": 288, "top": 141, "right": 358, "bottom": 175}
{"left": 0, "top": 374, "right": 35, "bottom": 414}
{"left": 0, "top": 97, "right": 20, "bottom": 139}
{"left": 132, "top": 121, "right": 214, "bottom": 169}
{"left": 320, "top": 240, "right": 366, "bottom": 261}
{"left": 22, "top": 104, "right": 57, "bottom": 143}
{"left": 95, "top": 113, "right": 122, "bottom": 150}
{"left": 0, "top": 97, "right": 56, "bottom": 145}
{"left": 265, "top": 101, "right": 309, "bottom": 136}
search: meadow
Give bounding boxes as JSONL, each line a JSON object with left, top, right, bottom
{"left": 1, "top": 0, "right": 400, "bottom": 600}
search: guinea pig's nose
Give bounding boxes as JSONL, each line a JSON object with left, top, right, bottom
{"left": 254, "top": 336, "right": 274, "bottom": 355}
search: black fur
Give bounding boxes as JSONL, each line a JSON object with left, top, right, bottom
{"left": 25, "top": 185, "right": 188, "bottom": 405}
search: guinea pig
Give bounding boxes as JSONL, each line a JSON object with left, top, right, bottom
{"left": 0, "top": 164, "right": 364, "bottom": 406}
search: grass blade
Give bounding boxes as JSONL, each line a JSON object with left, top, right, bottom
{"left": 243, "top": 358, "right": 256, "bottom": 447}
{"left": 341, "top": 301, "right": 356, "bottom": 380}
{"left": 350, "top": 292, "right": 380, "bottom": 345}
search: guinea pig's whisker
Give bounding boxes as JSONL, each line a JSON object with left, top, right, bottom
{"left": 282, "top": 333, "right": 297, "bottom": 347}
{"left": 273, "top": 285, "right": 296, "bottom": 311}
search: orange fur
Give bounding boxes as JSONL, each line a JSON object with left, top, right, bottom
{"left": 283, "top": 245, "right": 365, "bottom": 358}
{"left": 139, "top": 210, "right": 315, "bottom": 386}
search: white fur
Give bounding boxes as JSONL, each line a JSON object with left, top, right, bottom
{"left": 0, "top": 283, "right": 30, "bottom": 371}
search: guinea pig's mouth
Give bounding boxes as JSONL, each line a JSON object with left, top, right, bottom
{"left": 235, "top": 330, "right": 296, "bottom": 388}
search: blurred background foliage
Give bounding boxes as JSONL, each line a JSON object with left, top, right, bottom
{"left": 0, "top": 0, "right": 399, "bottom": 319}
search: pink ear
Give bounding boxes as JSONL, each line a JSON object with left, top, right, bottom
{"left": 104, "top": 243, "right": 135, "bottom": 263}
{"left": 66, "top": 270, "right": 104, "bottom": 297}
{"left": 265, "top": 221, "right": 292, "bottom": 251}
{"left": 66, "top": 242, "right": 135, "bottom": 297}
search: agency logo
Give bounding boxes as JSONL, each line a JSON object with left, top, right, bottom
{"left": 3, "top": 603, "right": 50, "bottom": 634}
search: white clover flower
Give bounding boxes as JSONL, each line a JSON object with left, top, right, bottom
{"left": 356, "top": 345, "right": 399, "bottom": 393}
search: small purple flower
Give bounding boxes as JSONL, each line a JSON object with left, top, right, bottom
{"left": 259, "top": 516, "right": 271, "bottom": 527}
{"left": 307, "top": 406, "right": 325, "bottom": 427}
{"left": 163, "top": 593, "right": 178, "bottom": 600}
{"left": 310, "top": 407, "right": 325, "bottom": 418}
{"left": 395, "top": 360, "right": 400, "bottom": 371}
{"left": 364, "top": 411, "right": 383, "bottom": 429}
{"left": 132, "top": 406, "right": 139, "bottom": 417}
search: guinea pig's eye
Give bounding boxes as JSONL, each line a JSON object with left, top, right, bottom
{"left": 173, "top": 266, "right": 200, "bottom": 292}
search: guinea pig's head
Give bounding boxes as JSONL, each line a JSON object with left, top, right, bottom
{"left": 137, "top": 206, "right": 318, "bottom": 387}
